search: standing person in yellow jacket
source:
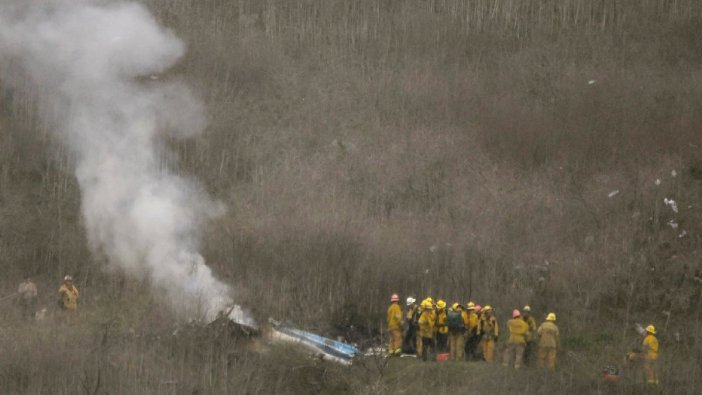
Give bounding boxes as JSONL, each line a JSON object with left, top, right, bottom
{"left": 58, "top": 275, "right": 79, "bottom": 324}
{"left": 503, "top": 309, "right": 529, "bottom": 369}
{"left": 522, "top": 305, "right": 537, "bottom": 365}
{"left": 417, "top": 300, "right": 435, "bottom": 362}
{"left": 435, "top": 300, "right": 449, "bottom": 352}
{"left": 536, "top": 312, "right": 559, "bottom": 370}
{"left": 58, "top": 275, "right": 79, "bottom": 312}
{"left": 386, "top": 293, "right": 403, "bottom": 356}
{"left": 447, "top": 303, "right": 467, "bottom": 361}
{"left": 416, "top": 298, "right": 434, "bottom": 356}
{"left": 479, "top": 305, "right": 498, "bottom": 362}
{"left": 464, "top": 302, "right": 480, "bottom": 360}
{"left": 642, "top": 324, "right": 659, "bottom": 385}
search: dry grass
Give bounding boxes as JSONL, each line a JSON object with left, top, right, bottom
{"left": 1, "top": 0, "right": 702, "bottom": 393}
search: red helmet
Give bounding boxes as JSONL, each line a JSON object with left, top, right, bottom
{"left": 512, "top": 309, "right": 521, "bottom": 318}
{"left": 391, "top": 293, "right": 400, "bottom": 302}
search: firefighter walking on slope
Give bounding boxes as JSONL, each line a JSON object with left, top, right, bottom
{"left": 58, "top": 275, "right": 79, "bottom": 322}
{"left": 386, "top": 293, "right": 403, "bottom": 356}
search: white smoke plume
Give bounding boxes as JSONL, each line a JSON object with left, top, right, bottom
{"left": 0, "top": 1, "right": 251, "bottom": 324}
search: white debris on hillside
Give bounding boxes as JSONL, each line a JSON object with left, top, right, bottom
{"left": 664, "top": 198, "right": 679, "bottom": 213}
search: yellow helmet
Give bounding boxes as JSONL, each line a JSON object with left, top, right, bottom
{"left": 421, "top": 300, "right": 432, "bottom": 309}
{"left": 451, "top": 302, "right": 461, "bottom": 310}
{"left": 466, "top": 302, "right": 475, "bottom": 310}
{"left": 483, "top": 305, "right": 492, "bottom": 312}
{"left": 437, "top": 300, "right": 447, "bottom": 309}
{"left": 646, "top": 324, "right": 656, "bottom": 334}
{"left": 523, "top": 305, "right": 531, "bottom": 312}
{"left": 546, "top": 312, "right": 556, "bottom": 321}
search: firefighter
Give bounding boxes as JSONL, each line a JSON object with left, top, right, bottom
{"left": 537, "top": 312, "right": 559, "bottom": 370}
{"left": 522, "top": 305, "right": 537, "bottom": 365}
{"left": 417, "top": 300, "right": 435, "bottom": 361}
{"left": 503, "top": 309, "right": 529, "bottom": 369}
{"left": 403, "top": 297, "right": 419, "bottom": 354}
{"left": 416, "top": 298, "right": 434, "bottom": 356}
{"left": 426, "top": 298, "right": 437, "bottom": 350}
{"left": 435, "top": 300, "right": 449, "bottom": 352}
{"left": 17, "top": 277, "right": 38, "bottom": 320}
{"left": 58, "top": 275, "right": 79, "bottom": 316}
{"left": 642, "top": 324, "right": 659, "bottom": 385}
{"left": 464, "top": 302, "right": 481, "bottom": 360}
{"left": 386, "top": 293, "right": 403, "bottom": 356}
{"left": 447, "top": 303, "right": 467, "bottom": 361}
{"left": 479, "top": 305, "right": 498, "bottom": 363}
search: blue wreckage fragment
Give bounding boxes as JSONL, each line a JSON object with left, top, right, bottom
{"left": 269, "top": 319, "right": 359, "bottom": 364}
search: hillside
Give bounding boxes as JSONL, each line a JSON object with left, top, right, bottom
{"left": 1, "top": 1, "right": 701, "bottom": 393}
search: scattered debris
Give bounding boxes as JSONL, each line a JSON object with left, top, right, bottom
{"left": 667, "top": 220, "right": 678, "bottom": 229}
{"left": 588, "top": 80, "right": 596, "bottom": 85}
{"left": 678, "top": 230, "right": 687, "bottom": 238}
{"left": 655, "top": 179, "right": 661, "bottom": 186}
{"left": 608, "top": 190, "right": 619, "bottom": 198}
{"left": 664, "top": 198, "right": 679, "bottom": 213}
{"left": 363, "top": 347, "right": 385, "bottom": 357}
{"left": 671, "top": 170, "right": 677, "bottom": 177}
{"left": 208, "top": 310, "right": 260, "bottom": 338}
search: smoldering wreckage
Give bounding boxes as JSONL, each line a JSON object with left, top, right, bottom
{"left": 201, "top": 309, "right": 361, "bottom": 365}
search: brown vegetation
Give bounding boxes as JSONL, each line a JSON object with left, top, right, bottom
{"left": 1, "top": 0, "right": 702, "bottom": 393}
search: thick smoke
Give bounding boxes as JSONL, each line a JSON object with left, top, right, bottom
{"left": 0, "top": 1, "right": 250, "bottom": 324}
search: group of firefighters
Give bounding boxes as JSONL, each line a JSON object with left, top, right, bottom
{"left": 14, "top": 275, "right": 80, "bottom": 320}
{"left": 386, "top": 294, "right": 660, "bottom": 385}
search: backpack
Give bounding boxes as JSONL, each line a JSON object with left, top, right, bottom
{"left": 447, "top": 310, "right": 465, "bottom": 332}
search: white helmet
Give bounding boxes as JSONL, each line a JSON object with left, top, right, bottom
{"left": 406, "top": 297, "right": 416, "bottom": 306}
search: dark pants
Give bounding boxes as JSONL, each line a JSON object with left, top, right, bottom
{"left": 436, "top": 333, "right": 448, "bottom": 353}
{"left": 19, "top": 300, "right": 36, "bottom": 320}
{"left": 524, "top": 341, "right": 535, "bottom": 366}
{"left": 403, "top": 325, "right": 417, "bottom": 354}
{"left": 421, "top": 337, "right": 433, "bottom": 362}
{"left": 465, "top": 333, "right": 481, "bottom": 360}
